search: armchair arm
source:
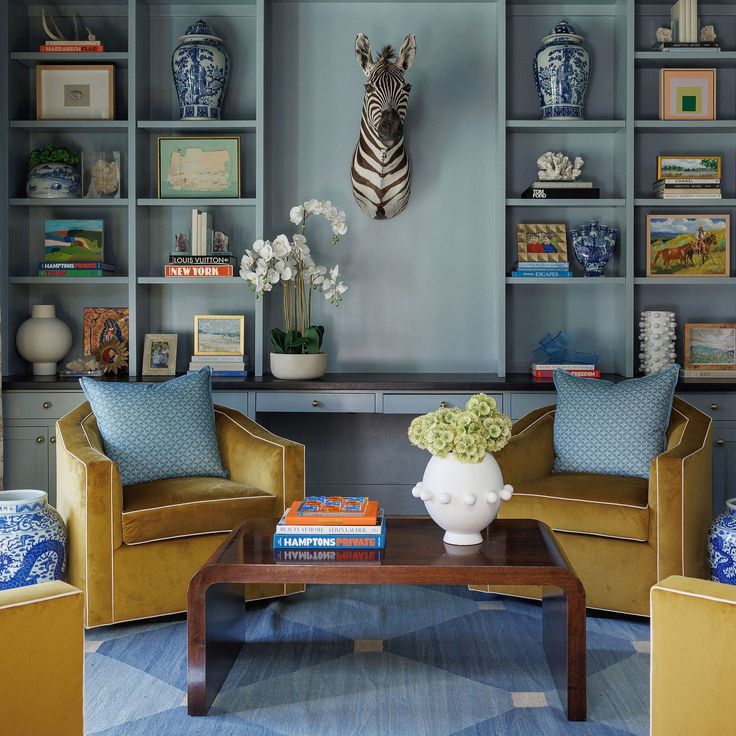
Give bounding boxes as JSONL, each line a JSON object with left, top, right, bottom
{"left": 0, "top": 581, "right": 83, "bottom": 735}
{"left": 493, "top": 407, "right": 556, "bottom": 484}
{"left": 651, "top": 576, "right": 736, "bottom": 735}
{"left": 214, "top": 405, "right": 305, "bottom": 518}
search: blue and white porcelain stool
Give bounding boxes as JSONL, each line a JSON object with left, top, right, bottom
{"left": 709, "top": 498, "right": 736, "bottom": 584}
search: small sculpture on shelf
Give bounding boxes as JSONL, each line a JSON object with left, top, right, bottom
{"left": 532, "top": 331, "right": 600, "bottom": 367}
{"left": 700, "top": 25, "right": 717, "bottom": 44}
{"left": 26, "top": 144, "right": 81, "bottom": 199}
{"left": 639, "top": 311, "right": 677, "bottom": 375}
{"left": 655, "top": 27, "right": 673, "bottom": 44}
{"left": 41, "top": 9, "right": 98, "bottom": 43}
{"left": 523, "top": 152, "right": 597, "bottom": 200}
{"left": 537, "top": 151, "right": 584, "bottom": 181}
{"left": 569, "top": 221, "right": 618, "bottom": 277}
{"left": 82, "top": 152, "right": 121, "bottom": 199}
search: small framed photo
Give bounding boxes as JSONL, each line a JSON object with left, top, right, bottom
{"left": 36, "top": 65, "right": 115, "bottom": 120}
{"left": 685, "top": 324, "right": 736, "bottom": 373}
{"left": 142, "top": 334, "right": 178, "bottom": 376}
{"left": 656, "top": 155, "right": 721, "bottom": 181}
{"left": 516, "top": 223, "right": 568, "bottom": 263}
{"left": 194, "top": 315, "right": 245, "bottom": 356}
{"left": 158, "top": 137, "right": 240, "bottom": 198}
{"left": 646, "top": 214, "right": 730, "bottom": 277}
{"left": 659, "top": 68, "right": 716, "bottom": 121}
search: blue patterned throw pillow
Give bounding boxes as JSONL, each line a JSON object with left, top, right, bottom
{"left": 552, "top": 364, "right": 679, "bottom": 479}
{"left": 80, "top": 368, "right": 227, "bottom": 486}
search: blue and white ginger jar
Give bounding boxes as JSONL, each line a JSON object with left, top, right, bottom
{"left": 533, "top": 20, "right": 590, "bottom": 120}
{"left": 26, "top": 162, "right": 81, "bottom": 198}
{"left": 0, "top": 490, "right": 67, "bottom": 591}
{"left": 569, "top": 221, "right": 618, "bottom": 277}
{"left": 172, "top": 19, "right": 229, "bottom": 120}
{"left": 709, "top": 498, "right": 736, "bottom": 584}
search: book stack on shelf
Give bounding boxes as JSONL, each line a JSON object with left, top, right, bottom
{"left": 39, "top": 40, "right": 105, "bottom": 52}
{"left": 510, "top": 261, "right": 571, "bottom": 279}
{"left": 40, "top": 219, "right": 114, "bottom": 277}
{"left": 188, "top": 354, "right": 249, "bottom": 377}
{"left": 165, "top": 210, "right": 236, "bottom": 278}
{"left": 653, "top": 155, "right": 722, "bottom": 200}
{"left": 273, "top": 496, "right": 386, "bottom": 562}
{"left": 662, "top": 0, "right": 719, "bottom": 51}
{"left": 530, "top": 363, "right": 600, "bottom": 381}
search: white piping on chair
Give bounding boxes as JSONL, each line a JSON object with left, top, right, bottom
{"left": 124, "top": 529, "right": 232, "bottom": 546}
{"left": 514, "top": 492, "right": 648, "bottom": 510}
{"left": 122, "top": 495, "right": 271, "bottom": 515}
{"left": 513, "top": 409, "right": 556, "bottom": 437}
{"left": 651, "top": 583, "right": 736, "bottom": 606}
{"left": 552, "top": 527, "right": 648, "bottom": 543}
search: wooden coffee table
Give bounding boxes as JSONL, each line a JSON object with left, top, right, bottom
{"left": 187, "top": 517, "right": 586, "bottom": 720}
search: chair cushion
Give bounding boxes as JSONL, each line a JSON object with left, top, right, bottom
{"left": 552, "top": 364, "right": 679, "bottom": 479}
{"left": 80, "top": 368, "right": 227, "bottom": 486}
{"left": 499, "top": 472, "right": 650, "bottom": 541}
{"left": 122, "top": 476, "right": 275, "bottom": 545}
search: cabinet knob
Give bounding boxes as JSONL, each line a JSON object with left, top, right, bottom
{"left": 49, "top": 436, "right": 56, "bottom": 444}
{"left": 312, "top": 400, "right": 320, "bottom": 407}
{"left": 710, "top": 402, "right": 719, "bottom": 410}
{"left": 35, "top": 436, "right": 45, "bottom": 444}
{"left": 42, "top": 401, "right": 52, "bottom": 409}
{"left": 440, "top": 401, "right": 448, "bottom": 408}
{"left": 717, "top": 439, "right": 725, "bottom": 446}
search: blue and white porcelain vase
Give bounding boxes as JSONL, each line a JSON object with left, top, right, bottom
{"left": 0, "top": 490, "right": 67, "bottom": 591}
{"left": 709, "top": 499, "right": 736, "bottom": 584}
{"left": 533, "top": 20, "right": 590, "bottom": 119}
{"left": 26, "top": 162, "right": 81, "bottom": 198}
{"left": 172, "top": 19, "right": 229, "bottom": 120}
{"left": 569, "top": 221, "right": 618, "bottom": 277}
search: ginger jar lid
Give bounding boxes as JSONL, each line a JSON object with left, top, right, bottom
{"left": 179, "top": 19, "right": 223, "bottom": 44}
{"left": 542, "top": 19, "right": 584, "bottom": 44}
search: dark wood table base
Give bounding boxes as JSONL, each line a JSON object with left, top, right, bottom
{"left": 188, "top": 518, "right": 586, "bottom": 720}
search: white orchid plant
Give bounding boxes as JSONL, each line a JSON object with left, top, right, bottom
{"left": 240, "top": 199, "right": 348, "bottom": 355}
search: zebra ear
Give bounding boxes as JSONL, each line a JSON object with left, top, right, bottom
{"left": 355, "top": 33, "right": 373, "bottom": 76}
{"left": 396, "top": 34, "right": 416, "bottom": 72}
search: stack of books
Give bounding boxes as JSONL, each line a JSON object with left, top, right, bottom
{"left": 39, "top": 261, "right": 115, "bottom": 277}
{"left": 521, "top": 181, "right": 599, "bottom": 200}
{"left": 166, "top": 253, "right": 236, "bottom": 278}
{"left": 188, "top": 354, "right": 249, "bottom": 377}
{"left": 530, "top": 363, "right": 600, "bottom": 380}
{"left": 669, "top": 0, "right": 701, "bottom": 45}
{"left": 510, "top": 261, "right": 572, "bottom": 279}
{"left": 273, "top": 496, "right": 386, "bottom": 561}
{"left": 39, "top": 40, "right": 105, "bottom": 53}
{"left": 652, "top": 178, "right": 721, "bottom": 199}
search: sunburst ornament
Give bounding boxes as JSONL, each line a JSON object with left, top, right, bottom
{"left": 94, "top": 339, "right": 128, "bottom": 375}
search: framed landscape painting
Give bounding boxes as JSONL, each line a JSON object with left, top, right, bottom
{"left": 516, "top": 223, "right": 568, "bottom": 263}
{"left": 656, "top": 155, "right": 721, "bottom": 180}
{"left": 44, "top": 219, "right": 104, "bottom": 262}
{"left": 646, "top": 214, "right": 730, "bottom": 277}
{"left": 194, "top": 315, "right": 244, "bottom": 356}
{"left": 685, "top": 324, "right": 736, "bottom": 373}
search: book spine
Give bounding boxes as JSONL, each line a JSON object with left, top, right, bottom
{"left": 169, "top": 255, "right": 235, "bottom": 265}
{"left": 682, "top": 370, "right": 736, "bottom": 378}
{"left": 273, "top": 549, "right": 384, "bottom": 562}
{"left": 190, "top": 355, "right": 247, "bottom": 363}
{"left": 205, "top": 212, "right": 213, "bottom": 253}
{"left": 189, "top": 363, "right": 245, "bottom": 371}
{"left": 191, "top": 209, "right": 200, "bottom": 255}
{"left": 165, "top": 265, "right": 233, "bottom": 277}
{"left": 40, "top": 261, "right": 113, "bottom": 269}
{"left": 511, "top": 271, "right": 572, "bottom": 278}
{"left": 208, "top": 371, "right": 249, "bottom": 377}
{"left": 522, "top": 187, "right": 599, "bottom": 199}
{"left": 654, "top": 193, "right": 722, "bottom": 199}
{"left": 532, "top": 369, "right": 601, "bottom": 378}
{"left": 516, "top": 261, "right": 570, "bottom": 270}
{"left": 654, "top": 181, "right": 720, "bottom": 188}
{"left": 531, "top": 363, "right": 596, "bottom": 370}
{"left": 273, "top": 533, "right": 386, "bottom": 549}
{"left": 532, "top": 181, "right": 593, "bottom": 189}
{"left": 39, "top": 44, "right": 104, "bottom": 52}
{"left": 38, "top": 270, "right": 108, "bottom": 277}
{"left": 276, "top": 522, "right": 384, "bottom": 535}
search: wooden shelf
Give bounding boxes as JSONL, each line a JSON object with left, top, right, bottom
{"left": 505, "top": 198, "right": 626, "bottom": 207}
{"left": 10, "top": 52, "right": 129, "bottom": 67}
{"left": 137, "top": 198, "right": 256, "bottom": 207}
{"left": 634, "top": 277, "right": 736, "bottom": 285}
{"left": 506, "top": 120, "right": 625, "bottom": 133}
{"left": 137, "top": 277, "right": 243, "bottom": 285}
{"left": 11, "top": 120, "right": 128, "bottom": 132}
{"left": 9, "top": 198, "right": 129, "bottom": 207}
{"left": 138, "top": 120, "right": 257, "bottom": 132}
{"left": 10, "top": 276, "right": 129, "bottom": 285}
{"left": 635, "top": 51, "right": 736, "bottom": 66}
{"left": 507, "top": 277, "right": 626, "bottom": 285}
{"left": 635, "top": 199, "right": 736, "bottom": 207}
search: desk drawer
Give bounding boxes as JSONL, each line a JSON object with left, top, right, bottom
{"left": 678, "top": 394, "right": 736, "bottom": 421}
{"left": 256, "top": 392, "right": 375, "bottom": 413}
{"left": 3, "top": 391, "right": 84, "bottom": 420}
{"left": 510, "top": 393, "right": 556, "bottom": 421}
{"left": 213, "top": 391, "right": 248, "bottom": 415}
{"left": 382, "top": 393, "right": 502, "bottom": 415}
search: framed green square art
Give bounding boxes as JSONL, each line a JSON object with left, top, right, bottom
{"left": 659, "top": 68, "right": 716, "bottom": 121}
{"left": 157, "top": 136, "right": 241, "bottom": 198}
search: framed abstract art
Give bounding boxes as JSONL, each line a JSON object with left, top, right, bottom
{"left": 659, "top": 68, "right": 716, "bottom": 121}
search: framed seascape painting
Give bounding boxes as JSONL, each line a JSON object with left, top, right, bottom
{"left": 142, "top": 334, "right": 178, "bottom": 376}
{"left": 158, "top": 137, "right": 240, "bottom": 198}
{"left": 646, "top": 214, "right": 730, "bottom": 277}
{"left": 656, "top": 155, "right": 721, "bottom": 181}
{"left": 194, "top": 315, "right": 245, "bottom": 356}
{"left": 685, "top": 324, "right": 736, "bottom": 374}
{"left": 659, "top": 68, "right": 716, "bottom": 121}
{"left": 516, "top": 223, "right": 568, "bottom": 263}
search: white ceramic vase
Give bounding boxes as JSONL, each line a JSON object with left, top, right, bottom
{"left": 270, "top": 352, "right": 327, "bottom": 380}
{"left": 639, "top": 310, "right": 677, "bottom": 374}
{"left": 16, "top": 305, "right": 73, "bottom": 376}
{"left": 412, "top": 453, "right": 514, "bottom": 545}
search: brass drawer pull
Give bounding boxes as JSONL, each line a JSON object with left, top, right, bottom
{"left": 42, "top": 401, "right": 52, "bottom": 409}
{"left": 49, "top": 436, "right": 56, "bottom": 444}
{"left": 36, "top": 436, "right": 45, "bottom": 444}
{"left": 312, "top": 400, "right": 320, "bottom": 407}
{"left": 717, "top": 439, "right": 725, "bottom": 446}
{"left": 710, "top": 402, "right": 718, "bottom": 410}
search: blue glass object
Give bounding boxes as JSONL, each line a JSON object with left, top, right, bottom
{"left": 532, "top": 331, "right": 600, "bottom": 366}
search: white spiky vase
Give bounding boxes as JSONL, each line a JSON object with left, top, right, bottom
{"left": 412, "top": 453, "right": 513, "bottom": 545}
{"left": 639, "top": 310, "right": 677, "bottom": 374}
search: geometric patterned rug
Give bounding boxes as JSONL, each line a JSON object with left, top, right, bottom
{"left": 85, "top": 585, "right": 649, "bottom": 736}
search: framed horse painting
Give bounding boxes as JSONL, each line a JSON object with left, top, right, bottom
{"left": 646, "top": 214, "right": 730, "bottom": 277}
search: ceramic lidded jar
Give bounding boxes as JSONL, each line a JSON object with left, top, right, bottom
{"left": 709, "top": 499, "right": 736, "bottom": 584}
{"left": 16, "top": 304, "right": 73, "bottom": 376}
{"left": 172, "top": 19, "right": 230, "bottom": 120}
{"left": 533, "top": 19, "right": 590, "bottom": 119}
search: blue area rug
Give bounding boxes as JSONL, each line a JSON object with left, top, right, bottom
{"left": 85, "top": 585, "right": 649, "bottom": 735}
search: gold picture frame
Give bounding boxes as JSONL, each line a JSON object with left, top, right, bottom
{"left": 516, "top": 223, "right": 568, "bottom": 263}
{"left": 684, "top": 323, "right": 736, "bottom": 373}
{"left": 36, "top": 64, "right": 115, "bottom": 120}
{"left": 142, "top": 333, "right": 178, "bottom": 376}
{"left": 194, "top": 315, "right": 245, "bottom": 356}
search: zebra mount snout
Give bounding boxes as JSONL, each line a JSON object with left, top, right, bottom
{"left": 377, "top": 110, "right": 403, "bottom": 147}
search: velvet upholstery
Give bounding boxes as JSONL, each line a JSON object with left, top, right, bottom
{"left": 651, "top": 576, "right": 736, "bottom": 735}
{"left": 57, "top": 402, "right": 305, "bottom": 627}
{"left": 471, "top": 397, "right": 712, "bottom": 615}
{"left": 0, "top": 581, "right": 84, "bottom": 735}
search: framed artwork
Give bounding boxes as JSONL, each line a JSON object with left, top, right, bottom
{"left": 142, "top": 334, "right": 178, "bottom": 376}
{"left": 659, "top": 68, "right": 716, "bottom": 121}
{"left": 83, "top": 307, "right": 129, "bottom": 357}
{"left": 194, "top": 315, "right": 245, "bottom": 356}
{"left": 44, "top": 219, "right": 104, "bottom": 262}
{"left": 684, "top": 324, "right": 736, "bottom": 373}
{"left": 157, "top": 137, "right": 240, "bottom": 198}
{"left": 516, "top": 223, "right": 568, "bottom": 263}
{"left": 656, "top": 155, "right": 721, "bottom": 180}
{"left": 36, "top": 65, "right": 114, "bottom": 120}
{"left": 646, "top": 214, "right": 730, "bottom": 277}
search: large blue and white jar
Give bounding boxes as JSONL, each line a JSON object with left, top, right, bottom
{"left": 0, "top": 490, "right": 67, "bottom": 591}
{"left": 709, "top": 499, "right": 736, "bottom": 584}
{"left": 172, "top": 19, "right": 229, "bottom": 120}
{"left": 533, "top": 20, "right": 590, "bottom": 119}
{"left": 26, "top": 162, "right": 80, "bottom": 198}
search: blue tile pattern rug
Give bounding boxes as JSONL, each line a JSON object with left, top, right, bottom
{"left": 85, "top": 585, "right": 649, "bottom": 735}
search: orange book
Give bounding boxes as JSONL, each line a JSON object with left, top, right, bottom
{"left": 283, "top": 500, "right": 380, "bottom": 526}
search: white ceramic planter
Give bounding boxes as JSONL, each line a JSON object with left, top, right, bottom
{"left": 412, "top": 453, "right": 513, "bottom": 545}
{"left": 270, "top": 352, "right": 328, "bottom": 380}
{"left": 16, "top": 305, "right": 73, "bottom": 375}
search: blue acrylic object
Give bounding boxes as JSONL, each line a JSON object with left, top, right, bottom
{"left": 532, "top": 331, "right": 600, "bottom": 366}
{"left": 569, "top": 221, "right": 619, "bottom": 277}
{"left": 709, "top": 499, "right": 736, "bottom": 584}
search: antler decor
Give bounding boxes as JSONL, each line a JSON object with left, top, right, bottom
{"left": 41, "top": 9, "right": 97, "bottom": 42}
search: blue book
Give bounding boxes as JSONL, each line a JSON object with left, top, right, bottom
{"left": 188, "top": 370, "right": 249, "bottom": 377}
{"left": 273, "top": 517, "right": 387, "bottom": 549}
{"left": 516, "top": 261, "right": 570, "bottom": 270}
{"left": 510, "top": 270, "right": 572, "bottom": 278}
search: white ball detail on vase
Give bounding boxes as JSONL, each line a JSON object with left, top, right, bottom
{"left": 16, "top": 304, "right": 73, "bottom": 376}
{"left": 26, "top": 162, "right": 81, "bottom": 198}
{"left": 639, "top": 310, "right": 677, "bottom": 374}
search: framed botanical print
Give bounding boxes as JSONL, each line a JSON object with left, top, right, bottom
{"left": 659, "top": 68, "right": 716, "bottom": 121}
{"left": 194, "top": 315, "right": 244, "bottom": 356}
{"left": 516, "top": 223, "right": 568, "bottom": 263}
{"left": 36, "top": 65, "right": 115, "bottom": 120}
{"left": 142, "top": 334, "right": 178, "bottom": 376}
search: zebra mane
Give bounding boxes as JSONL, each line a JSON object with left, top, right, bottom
{"left": 378, "top": 45, "right": 396, "bottom": 62}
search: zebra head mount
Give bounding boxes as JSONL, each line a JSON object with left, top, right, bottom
{"left": 350, "top": 33, "right": 416, "bottom": 220}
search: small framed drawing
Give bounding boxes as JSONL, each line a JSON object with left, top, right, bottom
{"left": 656, "top": 155, "right": 721, "bottom": 181}
{"left": 194, "top": 315, "right": 245, "bottom": 356}
{"left": 646, "top": 214, "right": 730, "bottom": 277}
{"left": 142, "top": 334, "right": 178, "bottom": 376}
{"left": 158, "top": 137, "right": 240, "bottom": 198}
{"left": 659, "top": 68, "right": 716, "bottom": 121}
{"left": 516, "top": 223, "right": 568, "bottom": 263}
{"left": 684, "top": 324, "right": 736, "bottom": 375}
{"left": 36, "top": 65, "right": 115, "bottom": 120}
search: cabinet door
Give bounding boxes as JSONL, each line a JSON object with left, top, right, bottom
{"left": 3, "top": 425, "right": 50, "bottom": 499}
{"left": 712, "top": 427, "right": 736, "bottom": 518}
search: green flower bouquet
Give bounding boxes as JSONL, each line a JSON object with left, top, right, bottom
{"left": 408, "top": 393, "right": 513, "bottom": 463}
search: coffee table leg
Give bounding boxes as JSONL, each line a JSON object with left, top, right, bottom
{"left": 542, "top": 584, "right": 586, "bottom": 721}
{"left": 188, "top": 581, "right": 245, "bottom": 716}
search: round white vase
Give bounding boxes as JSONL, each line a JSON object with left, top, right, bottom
{"left": 16, "top": 305, "right": 73, "bottom": 376}
{"left": 270, "top": 352, "right": 327, "bottom": 380}
{"left": 412, "top": 453, "right": 513, "bottom": 545}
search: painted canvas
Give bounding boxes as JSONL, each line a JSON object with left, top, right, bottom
{"left": 659, "top": 68, "right": 716, "bottom": 121}
{"left": 44, "top": 219, "right": 104, "bottom": 262}
{"left": 685, "top": 324, "right": 736, "bottom": 371}
{"left": 656, "top": 155, "right": 721, "bottom": 180}
{"left": 83, "top": 307, "right": 129, "bottom": 357}
{"left": 194, "top": 315, "right": 244, "bottom": 356}
{"left": 646, "top": 215, "right": 730, "bottom": 276}
{"left": 516, "top": 223, "right": 568, "bottom": 263}
{"left": 158, "top": 137, "right": 240, "bottom": 198}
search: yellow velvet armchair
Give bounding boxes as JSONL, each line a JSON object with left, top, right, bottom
{"left": 0, "top": 581, "right": 83, "bottom": 736}
{"left": 56, "top": 402, "right": 304, "bottom": 627}
{"left": 651, "top": 575, "right": 736, "bottom": 735}
{"left": 473, "top": 397, "right": 712, "bottom": 615}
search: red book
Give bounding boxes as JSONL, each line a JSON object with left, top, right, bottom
{"left": 283, "top": 500, "right": 380, "bottom": 526}
{"left": 39, "top": 45, "right": 105, "bottom": 52}
{"left": 165, "top": 265, "right": 233, "bottom": 277}
{"left": 531, "top": 369, "right": 601, "bottom": 379}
